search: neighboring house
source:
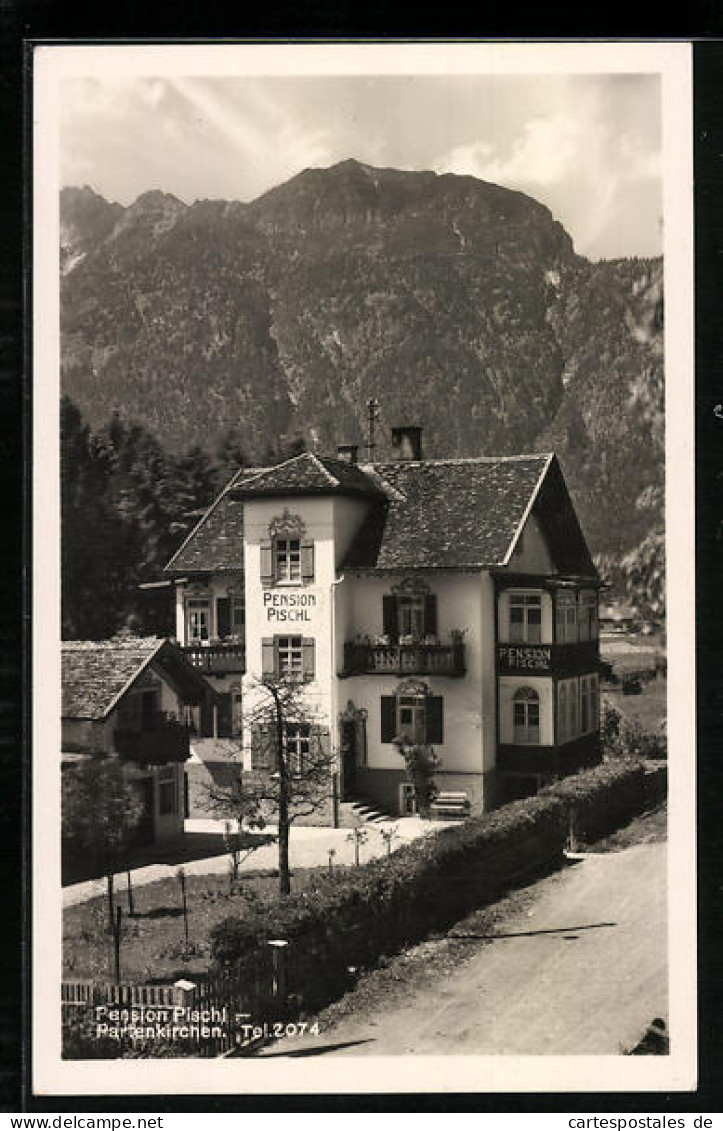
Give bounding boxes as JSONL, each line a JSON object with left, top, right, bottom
{"left": 163, "top": 427, "right": 602, "bottom": 820}
{"left": 61, "top": 636, "right": 219, "bottom": 843}
{"left": 599, "top": 603, "right": 639, "bottom": 634}
{"left": 185, "top": 738, "right": 244, "bottom": 817}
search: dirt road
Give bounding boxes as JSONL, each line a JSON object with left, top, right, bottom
{"left": 261, "top": 840, "right": 667, "bottom": 1057}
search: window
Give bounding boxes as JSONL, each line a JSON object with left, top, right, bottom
{"left": 383, "top": 588, "right": 437, "bottom": 641}
{"left": 278, "top": 635, "right": 303, "bottom": 677}
{"left": 580, "top": 674, "right": 600, "bottom": 734}
{"left": 216, "top": 595, "right": 245, "bottom": 640}
{"left": 579, "top": 592, "right": 598, "bottom": 641}
{"left": 555, "top": 592, "right": 579, "bottom": 643}
{"left": 398, "top": 594, "right": 426, "bottom": 638}
{"left": 261, "top": 636, "right": 315, "bottom": 680}
{"left": 260, "top": 517, "right": 315, "bottom": 587}
{"left": 158, "top": 767, "right": 177, "bottom": 815}
{"left": 231, "top": 596, "right": 245, "bottom": 633}
{"left": 509, "top": 593, "right": 542, "bottom": 644}
{"left": 187, "top": 598, "right": 210, "bottom": 643}
{"left": 557, "top": 677, "right": 580, "bottom": 743}
{"left": 381, "top": 687, "right": 443, "bottom": 745}
{"left": 284, "top": 723, "right": 311, "bottom": 774}
{"left": 275, "top": 537, "right": 301, "bottom": 583}
{"left": 251, "top": 723, "right": 330, "bottom": 771}
{"left": 513, "top": 687, "right": 540, "bottom": 744}
{"left": 397, "top": 693, "right": 428, "bottom": 743}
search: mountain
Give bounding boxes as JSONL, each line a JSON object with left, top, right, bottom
{"left": 59, "top": 160, "right": 664, "bottom": 560}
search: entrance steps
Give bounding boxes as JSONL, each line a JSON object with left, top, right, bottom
{"left": 338, "top": 799, "right": 395, "bottom": 828}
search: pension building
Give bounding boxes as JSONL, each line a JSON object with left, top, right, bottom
{"left": 164, "top": 427, "right": 601, "bottom": 818}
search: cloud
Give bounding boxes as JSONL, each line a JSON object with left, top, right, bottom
{"left": 169, "top": 77, "right": 334, "bottom": 198}
{"left": 433, "top": 101, "right": 661, "bottom": 259}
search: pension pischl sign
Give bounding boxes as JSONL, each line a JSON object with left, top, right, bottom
{"left": 498, "top": 644, "right": 551, "bottom": 672}
{"left": 263, "top": 592, "right": 317, "bottom": 623}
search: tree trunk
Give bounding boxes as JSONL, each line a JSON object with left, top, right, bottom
{"left": 278, "top": 800, "right": 291, "bottom": 897}
{"left": 272, "top": 685, "right": 292, "bottom": 897}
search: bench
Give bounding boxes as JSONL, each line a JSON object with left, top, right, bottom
{"left": 430, "top": 791, "right": 471, "bottom": 821}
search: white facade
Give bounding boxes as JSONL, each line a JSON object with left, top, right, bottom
{"left": 166, "top": 449, "right": 601, "bottom": 819}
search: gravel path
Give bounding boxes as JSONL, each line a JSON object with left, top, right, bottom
{"left": 260, "top": 840, "right": 667, "bottom": 1057}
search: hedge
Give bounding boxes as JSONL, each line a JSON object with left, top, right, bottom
{"left": 543, "top": 757, "right": 662, "bottom": 845}
{"left": 210, "top": 791, "right": 568, "bottom": 1011}
{"left": 209, "top": 757, "right": 665, "bottom": 1014}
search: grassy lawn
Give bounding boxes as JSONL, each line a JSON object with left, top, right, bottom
{"left": 63, "top": 868, "right": 320, "bottom": 985}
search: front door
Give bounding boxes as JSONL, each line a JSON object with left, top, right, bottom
{"left": 341, "top": 720, "right": 356, "bottom": 800}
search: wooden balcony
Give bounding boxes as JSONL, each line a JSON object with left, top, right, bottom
{"left": 498, "top": 640, "right": 599, "bottom": 677}
{"left": 342, "top": 641, "right": 466, "bottom": 679}
{"left": 182, "top": 642, "right": 246, "bottom": 675}
{"left": 114, "top": 715, "right": 190, "bottom": 765}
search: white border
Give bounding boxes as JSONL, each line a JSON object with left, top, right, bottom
{"left": 33, "top": 40, "right": 696, "bottom": 1097}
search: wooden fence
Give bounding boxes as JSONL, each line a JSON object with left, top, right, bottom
{"left": 62, "top": 951, "right": 286, "bottom": 1058}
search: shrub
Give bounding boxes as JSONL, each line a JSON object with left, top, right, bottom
{"left": 210, "top": 791, "right": 568, "bottom": 1011}
{"left": 392, "top": 739, "right": 440, "bottom": 816}
{"left": 542, "top": 758, "right": 651, "bottom": 845}
{"left": 208, "top": 758, "right": 664, "bottom": 1017}
{"left": 602, "top": 699, "right": 667, "bottom": 761}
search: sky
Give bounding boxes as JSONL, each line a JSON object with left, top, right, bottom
{"left": 60, "top": 72, "right": 662, "bottom": 261}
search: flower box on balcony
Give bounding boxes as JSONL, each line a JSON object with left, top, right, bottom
{"left": 341, "top": 640, "right": 466, "bottom": 679}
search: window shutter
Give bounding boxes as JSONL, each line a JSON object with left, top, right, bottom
{"left": 301, "top": 541, "right": 315, "bottom": 583}
{"left": 382, "top": 595, "right": 399, "bottom": 639}
{"left": 426, "top": 696, "right": 444, "bottom": 745}
{"left": 261, "top": 637, "right": 276, "bottom": 677}
{"left": 260, "top": 540, "right": 273, "bottom": 587}
{"left": 381, "top": 696, "right": 397, "bottom": 743}
{"left": 424, "top": 594, "right": 438, "bottom": 636}
{"left": 311, "top": 725, "right": 331, "bottom": 761}
{"left": 216, "top": 597, "right": 231, "bottom": 639}
{"left": 302, "top": 638, "right": 315, "bottom": 679}
{"left": 250, "top": 726, "right": 266, "bottom": 770}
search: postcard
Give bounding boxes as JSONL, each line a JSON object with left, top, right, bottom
{"left": 32, "top": 40, "right": 696, "bottom": 1097}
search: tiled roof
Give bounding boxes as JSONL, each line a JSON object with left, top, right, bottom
{"left": 163, "top": 451, "right": 556, "bottom": 575}
{"left": 62, "top": 637, "right": 165, "bottom": 720}
{"left": 164, "top": 466, "right": 267, "bottom": 574}
{"left": 344, "top": 455, "right": 552, "bottom": 570}
{"left": 232, "top": 452, "right": 386, "bottom": 499}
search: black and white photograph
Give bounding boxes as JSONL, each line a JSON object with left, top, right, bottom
{"left": 32, "top": 41, "right": 696, "bottom": 1096}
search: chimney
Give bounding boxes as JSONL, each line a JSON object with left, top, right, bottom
{"left": 337, "top": 443, "right": 359, "bottom": 465}
{"left": 391, "top": 426, "right": 423, "bottom": 462}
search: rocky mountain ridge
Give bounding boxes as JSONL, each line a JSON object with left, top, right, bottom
{"left": 60, "top": 160, "right": 664, "bottom": 559}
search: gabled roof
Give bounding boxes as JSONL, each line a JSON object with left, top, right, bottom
{"left": 62, "top": 636, "right": 166, "bottom": 720}
{"left": 163, "top": 450, "right": 596, "bottom": 578}
{"left": 164, "top": 465, "right": 267, "bottom": 574}
{"left": 62, "top": 636, "right": 215, "bottom": 720}
{"left": 230, "top": 452, "right": 386, "bottom": 500}
{"left": 343, "top": 455, "right": 553, "bottom": 570}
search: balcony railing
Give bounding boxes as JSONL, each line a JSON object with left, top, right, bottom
{"left": 342, "top": 641, "right": 466, "bottom": 678}
{"left": 182, "top": 642, "right": 246, "bottom": 675}
{"left": 497, "top": 640, "right": 599, "bottom": 676}
{"left": 114, "top": 714, "right": 190, "bottom": 765}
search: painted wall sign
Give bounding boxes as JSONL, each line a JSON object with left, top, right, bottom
{"left": 263, "top": 591, "right": 317, "bottom": 623}
{"left": 499, "top": 644, "right": 551, "bottom": 671}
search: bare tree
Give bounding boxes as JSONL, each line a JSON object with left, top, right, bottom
{"left": 209, "top": 676, "right": 335, "bottom": 897}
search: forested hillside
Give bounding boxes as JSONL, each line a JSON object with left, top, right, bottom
{"left": 60, "top": 161, "right": 665, "bottom": 632}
